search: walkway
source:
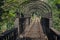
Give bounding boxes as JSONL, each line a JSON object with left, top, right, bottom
{"left": 19, "top": 17, "right": 48, "bottom": 40}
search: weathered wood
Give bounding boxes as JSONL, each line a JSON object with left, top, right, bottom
{"left": 50, "top": 27, "right": 60, "bottom": 40}
{"left": 0, "top": 28, "right": 18, "bottom": 40}
{"left": 19, "top": 17, "right": 31, "bottom": 34}
{"left": 20, "top": 17, "right": 48, "bottom": 40}
{"left": 50, "top": 27, "right": 60, "bottom": 35}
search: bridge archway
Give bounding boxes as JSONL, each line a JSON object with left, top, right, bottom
{"left": 17, "top": 0, "right": 52, "bottom": 38}
{"left": 19, "top": 0, "right": 52, "bottom": 18}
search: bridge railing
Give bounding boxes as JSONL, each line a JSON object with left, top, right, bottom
{"left": 50, "top": 27, "right": 60, "bottom": 40}
{"left": 46, "top": 27, "right": 60, "bottom": 40}
{"left": 0, "top": 28, "right": 18, "bottom": 40}
{"left": 41, "top": 18, "right": 60, "bottom": 40}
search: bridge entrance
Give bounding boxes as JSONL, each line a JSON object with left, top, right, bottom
{"left": 15, "top": 0, "right": 52, "bottom": 40}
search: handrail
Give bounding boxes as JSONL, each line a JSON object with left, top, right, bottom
{"left": 46, "top": 27, "right": 60, "bottom": 40}
{"left": 0, "top": 28, "right": 18, "bottom": 40}
{"left": 50, "top": 27, "right": 60, "bottom": 36}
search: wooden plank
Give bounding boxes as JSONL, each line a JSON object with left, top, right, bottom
{"left": 50, "top": 27, "right": 60, "bottom": 36}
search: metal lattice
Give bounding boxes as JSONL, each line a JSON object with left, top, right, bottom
{"left": 19, "top": 0, "right": 52, "bottom": 18}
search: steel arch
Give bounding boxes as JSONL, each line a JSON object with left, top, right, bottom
{"left": 19, "top": 0, "right": 52, "bottom": 18}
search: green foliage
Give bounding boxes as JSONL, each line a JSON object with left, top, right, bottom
{"left": 0, "top": 0, "right": 28, "bottom": 33}
{"left": 0, "top": 0, "right": 60, "bottom": 33}
{"left": 48, "top": 0, "right": 60, "bottom": 31}
{"left": 55, "top": 0, "right": 60, "bottom": 4}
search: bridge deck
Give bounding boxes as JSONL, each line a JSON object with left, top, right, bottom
{"left": 19, "top": 17, "right": 48, "bottom": 40}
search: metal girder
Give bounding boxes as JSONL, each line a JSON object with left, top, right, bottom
{"left": 19, "top": 0, "right": 52, "bottom": 18}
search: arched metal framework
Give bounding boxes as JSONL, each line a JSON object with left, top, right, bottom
{"left": 15, "top": 0, "right": 53, "bottom": 37}
{"left": 19, "top": 0, "right": 52, "bottom": 19}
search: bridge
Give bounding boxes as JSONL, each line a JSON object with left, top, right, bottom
{"left": 19, "top": 16, "right": 48, "bottom": 40}
{"left": 0, "top": 0, "right": 60, "bottom": 40}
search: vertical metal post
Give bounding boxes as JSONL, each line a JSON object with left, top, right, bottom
{"left": 57, "top": 36, "right": 60, "bottom": 40}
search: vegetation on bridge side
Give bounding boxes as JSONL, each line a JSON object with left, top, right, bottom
{"left": 0, "top": 0, "right": 60, "bottom": 34}
{"left": 0, "top": 0, "right": 28, "bottom": 34}
{"left": 48, "top": 0, "right": 60, "bottom": 31}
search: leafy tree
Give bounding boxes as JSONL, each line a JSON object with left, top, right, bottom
{"left": 0, "top": 0, "right": 28, "bottom": 33}
{"left": 0, "top": 0, "right": 5, "bottom": 33}
{"left": 48, "top": 0, "right": 60, "bottom": 31}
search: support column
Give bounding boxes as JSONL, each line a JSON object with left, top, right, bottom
{"left": 19, "top": 17, "right": 25, "bottom": 34}
{"left": 49, "top": 18, "right": 53, "bottom": 27}
{"left": 28, "top": 17, "right": 31, "bottom": 25}
{"left": 14, "top": 17, "right": 19, "bottom": 36}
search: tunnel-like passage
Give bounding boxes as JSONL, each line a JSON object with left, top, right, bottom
{"left": 16, "top": 0, "right": 52, "bottom": 40}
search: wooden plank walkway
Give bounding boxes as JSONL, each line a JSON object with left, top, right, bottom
{"left": 19, "top": 17, "right": 48, "bottom": 40}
